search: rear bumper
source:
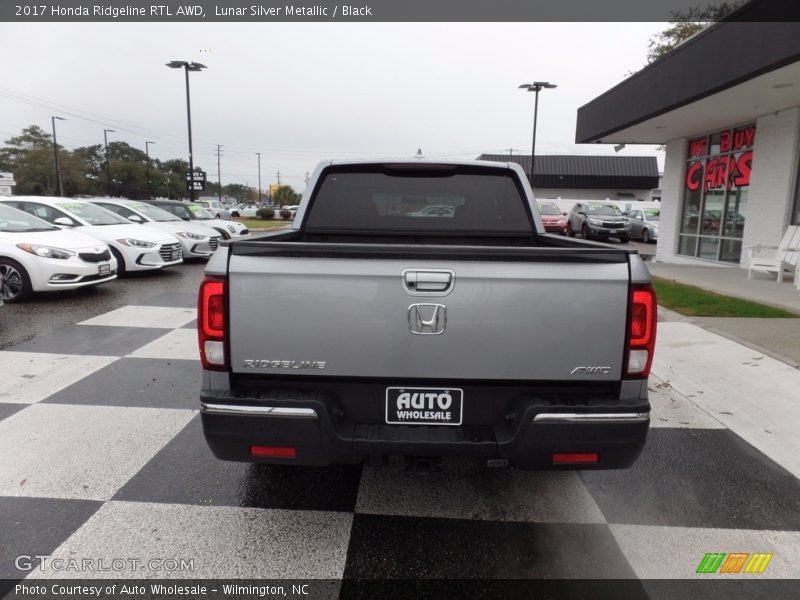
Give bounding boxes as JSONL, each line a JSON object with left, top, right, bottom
{"left": 200, "top": 386, "right": 649, "bottom": 470}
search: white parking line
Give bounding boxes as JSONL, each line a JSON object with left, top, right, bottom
{"left": 79, "top": 306, "right": 196, "bottom": 329}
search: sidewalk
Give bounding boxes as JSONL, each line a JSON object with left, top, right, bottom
{"left": 647, "top": 262, "right": 800, "bottom": 313}
{"left": 647, "top": 261, "right": 800, "bottom": 367}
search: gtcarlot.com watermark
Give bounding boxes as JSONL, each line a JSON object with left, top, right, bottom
{"left": 15, "top": 554, "right": 195, "bottom": 573}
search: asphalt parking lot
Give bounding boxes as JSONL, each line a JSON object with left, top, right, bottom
{"left": 0, "top": 261, "right": 206, "bottom": 350}
{"left": 1, "top": 250, "right": 798, "bottom": 597}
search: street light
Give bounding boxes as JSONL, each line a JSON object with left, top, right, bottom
{"left": 51, "top": 116, "right": 65, "bottom": 197}
{"left": 166, "top": 60, "right": 206, "bottom": 201}
{"left": 103, "top": 128, "right": 115, "bottom": 196}
{"left": 255, "top": 152, "right": 262, "bottom": 205}
{"left": 518, "top": 81, "right": 557, "bottom": 189}
{"left": 145, "top": 141, "right": 155, "bottom": 196}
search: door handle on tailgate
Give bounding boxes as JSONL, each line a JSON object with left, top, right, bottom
{"left": 403, "top": 269, "right": 455, "bottom": 295}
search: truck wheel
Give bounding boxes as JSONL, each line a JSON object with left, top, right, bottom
{"left": 0, "top": 258, "right": 33, "bottom": 302}
{"left": 582, "top": 224, "right": 591, "bottom": 240}
{"left": 231, "top": 211, "right": 240, "bottom": 218}
{"left": 566, "top": 226, "right": 574, "bottom": 237}
{"left": 642, "top": 229, "right": 651, "bottom": 244}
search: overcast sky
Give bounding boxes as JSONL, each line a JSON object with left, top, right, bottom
{"left": 0, "top": 22, "right": 665, "bottom": 191}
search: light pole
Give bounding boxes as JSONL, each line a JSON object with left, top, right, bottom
{"left": 166, "top": 60, "right": 206, "bottom": 201}
{"left": 103, "top": 128, "right": 115, "bottom": 196}
{"left": 145, "top": 141, "right": 155, "bottom": 197}
{"left": 51, "top": 116, "right": 65, "bottom": 197}
{"left": 216, "top": 144, "right": 223, "bottom": 204}
{"left": 256, "top": 152, "right": 262, "bottom": 205}
{"left": 518, "top": 81, "right": 557, "bottom": 189}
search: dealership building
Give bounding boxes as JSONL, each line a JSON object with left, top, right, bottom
{"left": 576, "top": 0, "right": 800, "bottom": 267}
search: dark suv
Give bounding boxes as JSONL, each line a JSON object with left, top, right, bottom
{"left": 567, "top": 202, "right": 631, "bottom": 243}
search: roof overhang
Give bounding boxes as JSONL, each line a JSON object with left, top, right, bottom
{"left": 576, "top": 8, "right": 800, "bottom": 145}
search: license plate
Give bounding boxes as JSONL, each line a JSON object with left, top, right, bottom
{"left": 98, "top": 263, "right": 111, "bottom": 275}
{"left": 385, "top": 387, "right": 463, "bottom": 426}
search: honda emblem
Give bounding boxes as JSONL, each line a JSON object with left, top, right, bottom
{"left": 408, "top": 304, "right": 447, "bottom": 335}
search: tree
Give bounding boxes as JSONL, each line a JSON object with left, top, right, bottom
{"left": 272, "top": 185, "right": 301, "bottom": 206}
{"left": 646, "top": 2, "right": 744, "bottom": 64}
{"left": 0, "top": 123, "right": 217, "bottom": 200}
{"left": 0, "top": 125, "right": 53, "bottom": 172}
{"left": 224, "top": 183, "right": 256, "bottom": 203}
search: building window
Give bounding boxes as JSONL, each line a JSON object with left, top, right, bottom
{"left": 678, "top": 124, "right": 755, "bottom": 263}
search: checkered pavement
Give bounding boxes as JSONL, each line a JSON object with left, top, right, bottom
{"left": 1, "top": 291, "right": 799, "bottom": 585}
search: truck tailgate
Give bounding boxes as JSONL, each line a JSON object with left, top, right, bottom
{"left": 227, "top": 251, "right": 630, "bottom": 382}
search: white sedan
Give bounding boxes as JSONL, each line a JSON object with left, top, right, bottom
{"left": 229, "top": 204, "right": 259, "bottom": 219}
{"left": 0, "top": 203, "right": 117, "bottom": 302}
{"left": 1, "top": 197, "right": 183, "bottom": 275}
{"left": 144, "top": 200, "right": 250, "bottom": 240}
{"left": 185, "top": 203, "right": 251, "bottom": 239}
{"left": 90, "top": 198, "right": 223, "bottom": 258}
{"left": 195, "top": 200, "right": 232, "bottom": 220}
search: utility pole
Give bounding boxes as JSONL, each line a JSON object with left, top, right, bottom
{"left": 51, "top": 116, "right": 65, "bottom": 197}
{"left": 103, "top": 128, "right": 115, "bottom": 196}
{"left": 277, "top": 169, "right": 281, "bottom": 186}
{"left": 255, "top": 152, "right": 262, "bottom": 205}
{"left": 145, "top": 141, "right": 155, "bottom": 198}
{"left": 216, "top": 144, "right": 223, "bottom": 203}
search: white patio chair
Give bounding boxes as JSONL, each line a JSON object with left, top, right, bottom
{"left": 747, "top": 225, "right": 800, "bottom": 284}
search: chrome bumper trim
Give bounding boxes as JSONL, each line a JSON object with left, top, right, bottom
{"left": 201, "top": 403, "right": 318, "bottom": 419}
{"left": 533, "top": 412, "right": 649, "bottom": 423}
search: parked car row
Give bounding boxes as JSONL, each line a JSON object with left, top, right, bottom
{"left": 534, "top": 201, "right": 660, "bottom": 244}
{"left": 0, "top": 196, "right": 250, "bottom": 302}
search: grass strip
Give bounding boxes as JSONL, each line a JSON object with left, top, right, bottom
{"left": 236, "top": 218, "right": 293, "bottom": 230}
{"left": 651, "top": 276, "right": 798, "bottom": 318}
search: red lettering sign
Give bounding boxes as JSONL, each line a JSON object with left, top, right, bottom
{"left": 734, "top": 126, "right": 756, "bottom": 150}
{"left": 689, "top": 137, "right": 707, "bottom": 158}
{"left": 720, "top": 130, "right": 731, "bottom": 153}
{"left": 686, "top": 161, "right": 703, "bottom": 191}
{"left": 733, "top": 150, "right": 752, "bottom": 187}
{"left": 685, "top": 126, "right": 755, "bottom": 193}
{"left": 704, "top": 157, "right": 731, "bottom": 191}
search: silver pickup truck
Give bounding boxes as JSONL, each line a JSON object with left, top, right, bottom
{"left": 198, "top": 160, "right": 657, "bottom": 471}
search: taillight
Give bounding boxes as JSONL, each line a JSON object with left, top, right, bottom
{"left": 625, "top": 284, "right": 657, "bottom": 378}
{"left": 198, "top": 276, "right": 228, "bottom": 370}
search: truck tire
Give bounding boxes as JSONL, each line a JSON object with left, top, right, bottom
{"left": 0, "top": 258, "right": 33, "bottom": 302}
{"left": 642, "top": 229, "right": 651, "bottom": 244}
{"left": 582, "top": 224, "right": 591, "bottom": 240}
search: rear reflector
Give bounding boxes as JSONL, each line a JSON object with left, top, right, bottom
{"left": 552, "top": 452, "right": 599, "bottom": 465}
{"left": 250, "top": 445, "right": 297, "bottom": 458}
